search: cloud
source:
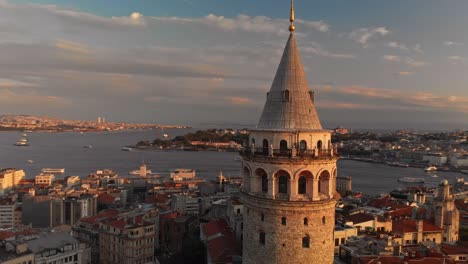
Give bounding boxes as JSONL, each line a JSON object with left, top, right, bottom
{"left": 349, "top": 27, "right": 390, "bottom": 46}
{"left": 302, "top": 42, "right": 355, "bottom": 59}
{"left": 395, "top": 71, "right": 413, "bottom": 76}
{"left": 55, "top": 39, "right": 89, "bottom": 55}
{"left": 227, "top": 96, "right": 255, "bottom": 106}
{"left": 388, "top": 42, "right": 408, "bottom": 50}
{"left": 112, "top": 12, "right": 145, "bottom": 26}
{"left": 444, "top": 41, "right": 464, "bottom": 46}
{"left": 0, "top": 78, "right": 38, "bottom": 88}
{"left": 316, "top": 85, "right": 468, "bottom": 113}
{"left": 0, "top": 89, "right": 70, "bottom": 106}
{"left": 413, "top": 44, "right": 422, "bottom": 53}
{"left": 448, "top": 56, "right": 466, "bottom": 62}
{"left": 383, "top": 55, "right": 401, "bottom": 62}
{"left": 155, "top": 14, "right": 330, "bottom": 36}
{"left": 404, "top": 57, "right": 427, "bottom": 68}
{"left": 383, "top": 55, "right": 427, "bottom": 67}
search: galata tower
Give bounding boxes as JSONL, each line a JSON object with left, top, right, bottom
{"left": 240, "top": 1, "right": 338, "bottom": 263}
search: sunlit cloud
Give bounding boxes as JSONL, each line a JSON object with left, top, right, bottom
{"left": 55, "top": 39, "right": 89, "bottom": 55}
{"left": 388, "top": 42, "right": 408, "bottom": 51}
{"left": 383, "top": 55, "right": 401, "bottom": 62}
{"left": 444, "top": 41, "right": 464, "bottom": 46}
{"left": 395, "top": 71, "right": 413, "bottom": 76}
{"left": 349, "top": 27, "right": 390, "bottom": 46}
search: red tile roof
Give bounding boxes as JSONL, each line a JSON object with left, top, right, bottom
{"left": 107, "top": 219, "right": 126, "bottom": 229}
{"left": 390, "top": 206, "right": 426, "bottom": 219}
{"left": 368, "top": 195, "right": 408, "bottom": 210}
{"left": 393, "top": 219, "right": 444, "bottom": 234}
{"left": 97, "top": 193, "right": 116, "bottom": 205}
{"left": 346, "top": 213, "right": 374, "bottom": 225}
{"left": 359, "top": 256, "right": 456, "bottom": 264}
{"left": 0, "top": 231, "right": 15, "bottom": 240}
{"left": 441, "top": 244, "right": 468, "bottom": 255}
{"left": 202, "top": 220, "right": 240, "bottom": 264}
{"left": 80, "top": 209, "right": 120, "bottom": 225}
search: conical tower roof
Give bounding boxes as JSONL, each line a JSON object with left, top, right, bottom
{"left": 257, "top": 32, "right": 323, "bottom": 131}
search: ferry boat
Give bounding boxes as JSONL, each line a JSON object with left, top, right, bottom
{"left": 388, "top": 162, "right": 409, "bottom": 168}
{"left": 41, "top": 168, "right": 65, "bottom": 174}
{"left": 424, "top": 166, "right": 437, "bottom": 172}
{"left": 121, "top": 147, "right": 133, "bottom": 151}
{"left": 15, "top": 138, "right": 29, "bottom": 146}
{"left": 83, "top": 145, "right": 93, "bottom": 149}
{"left": 398, "top": 177, "right": 424, "bottom": 184}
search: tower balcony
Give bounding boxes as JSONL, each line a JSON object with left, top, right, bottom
{"left": 240, "top": 147, "right": 338, "bottom": 161}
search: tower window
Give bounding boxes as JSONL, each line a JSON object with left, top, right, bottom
{"left": 279, "top": 140, "right": 288, "bottom": 154}
{"left": 262, "top": 139, "right": 269, "bottom": 155}
{"left": 281, "top": 217, "right": 287, "bottom": 225}
{"left": 299, "top": 140, "right": 307, "bottom": 151}
{"left": 317, "top": 140, "right": 323, "bottom": 151}
{"left": 283, "top": 90, "right": 290, "bottom": 102}
{"left": 322, "top": 216, "right": 326, "bottom": 224}
{"left": 261, "top": 213, "right": 265, "bottom": 222}
{"left": 298, "top": 176, "right": 306, "bottom": 194}
{"left": 259, "top": 231, "right": 266, "bottom": 245}
{"left": 261, "top": 175, "right": 268, "bottom": 193}
{"left": 278, "top": 176, "right": 288, "bottom": 194}
{"left": 304, "top": 217, "right": 308, "bottom": 226}
{"left": 302, "top": 236, "right": 310, "bottom": 248}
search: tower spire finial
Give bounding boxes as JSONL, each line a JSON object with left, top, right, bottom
{"left": 289, "top": 0, "right": 295, "bottom": 33}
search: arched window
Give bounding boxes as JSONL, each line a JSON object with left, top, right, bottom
{"left": 317, "top": 140, "right": 323, "bottom": 151}
{"left": 259, "top": 231, "right": 265, "bottom": 245}
{"left": 302, "top": 236, "right": 310, "bottom": 248}
{"left": 261, "top": 175, "right": 268, "bottom": 193}
{"left": 298, "top": 176, "right": 306, "bottom": 194}
{"left": 319, "top": 170, "right": 330, "bottom": 196}
{"left": 304, "top": 217, "right": 308, "bottom": 226}
{"left": 262, "top": 139, "right": 269, "bottom": 155}
{"left": 280, "top": 140, "right": 288, "bottom": 154}
{"left": 281, "top": 217, "right": 287, "bottom": 225}
{"left": 322, "top": 216, "right": 326, "bottom": 224}
{"left": 299, "top": 140, "right": 307, "bottom": 152}
{"left": 261, "top": 213, "right": 264, "bottom": 221}
{"left": 278, "top": 176, "right": 288, "bottom": 194}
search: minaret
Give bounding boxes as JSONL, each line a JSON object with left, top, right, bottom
{"left": 240, "top": 1, "right": 338, "bottom": 263}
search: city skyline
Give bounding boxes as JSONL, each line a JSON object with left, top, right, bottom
{"left": 0, "top": 0, "right": 467, "bottom": 129}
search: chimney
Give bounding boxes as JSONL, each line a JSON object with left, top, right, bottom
{"left": 416, "top": 219, "right": 423, "bottom": 243}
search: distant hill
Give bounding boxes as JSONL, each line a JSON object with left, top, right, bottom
{"left": 0, "top": 115, "right": 60, "bottom": 123}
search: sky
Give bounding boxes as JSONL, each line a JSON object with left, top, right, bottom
{"left": 1, "top": 0, "right": 467, "bottom": 130}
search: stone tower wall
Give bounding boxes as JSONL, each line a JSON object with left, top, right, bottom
{"left": 242, "top": 194, "right": 336, "bottom": 264}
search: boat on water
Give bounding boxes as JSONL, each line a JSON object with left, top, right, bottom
{"left": 15, "top": 138, "right": 29, "bottom": 146}
{"left": 234, "top": 157, "right": 243, "bottom": 161}
{"left": 398, "top": 177, "right": 425, "bottom": 184}
{"left": 424, "top": 166, "right": 437, "bottom": 172}
{"left": 27, "top": 160, "right": 34, "bottom": 163}
{"left": 163, "top": 133, "right": 169, "bottom": 139}
{"left": 83, "top": 145, "right": 93, "bottom": 149}
{"left": 388, "top": 162, "right": 409, "bottom": 168}
{"left": 22, "top": 133, "right": 27, "bottom": 137}
{"left": 41, "top": 168, "right": 65, "bottom": 174}
{"left": 121, "top": 147, "right": 133, "bottom": 151}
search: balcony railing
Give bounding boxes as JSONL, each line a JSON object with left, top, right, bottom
{"left": 241, "top": 147, "right": 338, "bottom": 160}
